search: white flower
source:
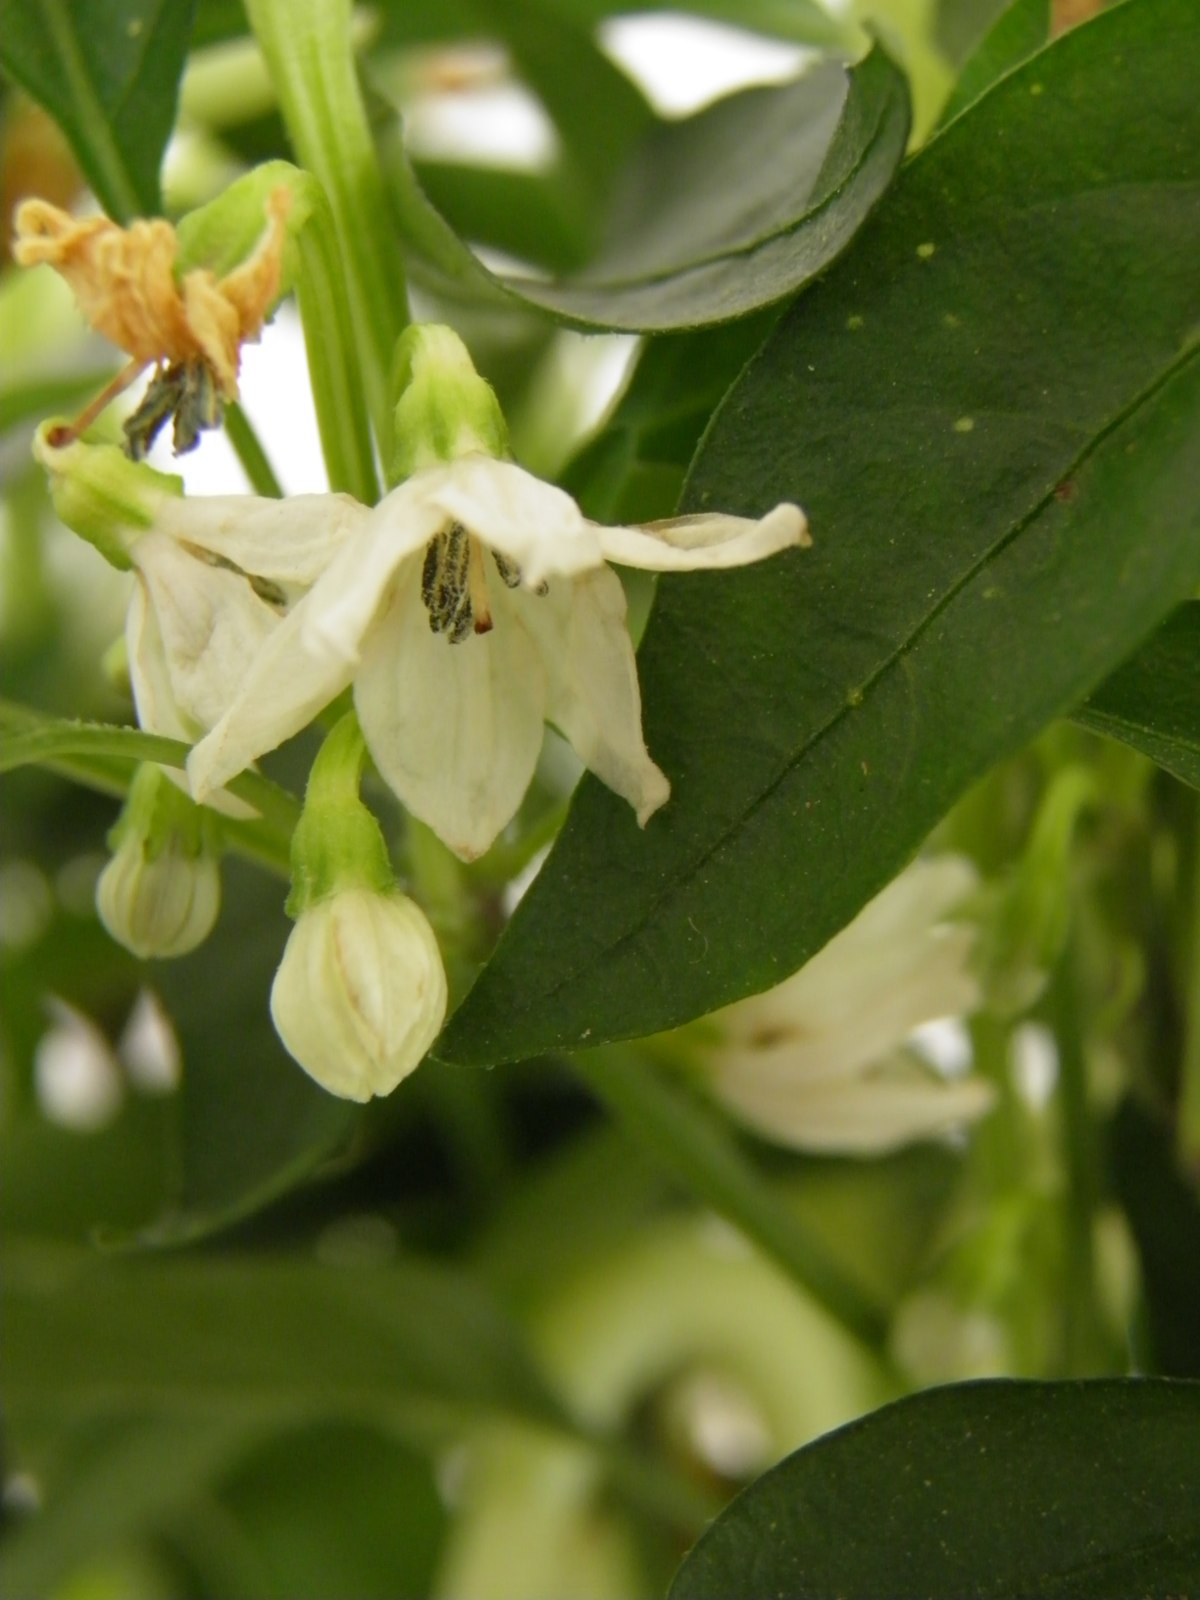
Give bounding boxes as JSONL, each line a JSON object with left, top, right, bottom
{"left": 34, "top": 426, "right": 364, "bottom": 810}
{"left": 125, "top": 490, "right": 366, "bottom": 752}
{"left": 699, "top": 856, "right": 994, "bottom": 1154}
{"left": 188, "top": 454, "right": 808, "bottom": 859}
{"left": 270, "top": 886, "right": 448, "bottom": 1101}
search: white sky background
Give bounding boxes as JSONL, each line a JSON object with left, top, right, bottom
{"left": 167, "top": 14, "right": 808, "bottom": 498}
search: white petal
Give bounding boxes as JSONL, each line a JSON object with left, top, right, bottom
{"left": 415, "top": 455, "right": 604, "bottom": 585}
{"left": 516, "top": 568, "right": 669, "bottom": 826}
{"left": 716, "top": 1055, "right": 995, "bottom": 1154}
{"left": 595, "top": 503, "right": 809, "bottom": 572}
{"left": 187, "top": 590, "right": 356, "bottom": 801}
{"left": 719, "top": 857, "right": 979, "bottom": 1043}
{"left": 126, "top": 575, "right": 195, "bottom": 742}
{"left": 299, "top": 482, "right": 446, "bottom": 660}
{"left": 354, "top": 566, "right": 547, "bottom": 861}
{"left": 133, "top": 533, "right": 281, "bottom": 730}
{"left": 186, "top": 503, "right": 444, "bottom": 801}
{"left": 126, "top": 577, "right": 256, "bottom": 818}
{"left": 155, "top": 491, "right": 368, "bottom": 586}
{"left": 715, "top": 927, "right": 981, "bottom": 1086}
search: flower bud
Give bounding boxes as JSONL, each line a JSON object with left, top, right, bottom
{"left": 97, "top": 767, "right": 221, "bottom": 959}
{"left": 270, "top": 885, "right": 447, "bottom": 1101}
{"left": 389, "top": 323, "right": 509, "bottom": 483}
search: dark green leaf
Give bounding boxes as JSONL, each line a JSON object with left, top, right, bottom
{"left": 562, "top": 313, "right": 779, "bottom": 522}
{"left": 1111, "top": 1098, "right": 1200, "bottom": 1378}
{"left": 440, "top": 0, "right": 1200, "bottom": 1064}
{"left": 934, "top": 0, "right": 1012, "bottom": 63}
{"left": 389, "top": 47, "right": 909, "bottom": 332}
{"left": 0, "top": 0, "right": 196, "bottom": 219}
{"left": 413, "top": 161, "right": 595, "bottom": 275}
{"left": 938, "top": 0, "right": 1049, "bottom": 126}
{"left": 668, "top": 1379, "right": 1200, "bottom": 1599}
{"left": 1073, "top": 603, "right": 1200, "bottom": 791}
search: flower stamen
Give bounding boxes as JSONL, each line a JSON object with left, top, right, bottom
{"left": 421, "top": 522, "right": 474, "bottom": 641}
{"left": 466, "top": 535, "right": 493, "bottom": 636}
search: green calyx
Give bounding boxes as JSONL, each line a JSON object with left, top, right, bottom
{"left": 286, "top": 713, "right": 395, "bottom": 917}
{"left": 388, "top": 323, "right": 509, "bottom": 486}
{"left": 109, "top": 763, "right": 216, "bottom": 862}
{"left": 33, "top": 424, "right": 183, "bottom": 570}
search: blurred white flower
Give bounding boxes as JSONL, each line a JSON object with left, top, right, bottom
{"left": 699, "top": 856, "right": 994, "bottom": 1154}
{"left": 33, "top": 999, "right": 124, "bottom": 1132}
{"left": 271, "top": 885, "right": 448, "bottom": 1102}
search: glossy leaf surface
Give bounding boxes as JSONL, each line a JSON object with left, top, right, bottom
{"left": 668, "top": 1379, "right": 1200, "bottom": 1598}
{"left": 3, "top": 1241, "right": 562, "bottom": 1432}
{"left": 0, "top": 0, "right": 196, "bottom": 219}
{"left": 440, "top": 0, "right": 1200, "bottom": 1064}
{"left": 1074, "top": 603, "right": 1200, "bottom": 791}
{"left": 390, "top": 47, "right": 909, "bottom": 331}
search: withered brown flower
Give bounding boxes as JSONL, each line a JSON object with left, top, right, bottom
{"left": 13, "top": 188, "right": 291, "bottom": 456}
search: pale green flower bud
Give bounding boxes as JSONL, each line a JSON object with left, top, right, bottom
{"left": 389, "top": 323, "right": 509, "bottom": 483}
{"left": 270, "top": 884, "right": 447, "bottom": 1102}
{"left": 272, "top": 713, "right": 448, "bottom": 1100}
{"left": 32, "top": 424, "right": 182, "bottom": 570}
{"left": 97, "top": 766, "right": 221, "bottom": 958}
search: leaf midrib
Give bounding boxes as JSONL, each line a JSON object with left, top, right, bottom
{"left": 490, "top": 339, "right": 1200, "bottom": 1041}
{"left": 41, "top": 0, "right": 144, "bottom": 219}
{"left": 507, "top": 72, "right": 896, "bottom": 300}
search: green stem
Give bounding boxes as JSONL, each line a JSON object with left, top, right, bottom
{"left": 0, "top": 700, "right": 300, "bottom": 843}
{"left": 1047, "top": 947, "right": 1105, "bottom": 1374}
{"left": 571, "top": 1046, "right": 892, "bottom": 1354}
{"left": 290, "top": 178, "right": 380, "bottom": 503}
{"left": 243, "top": 0, "right": 409, "bottom": 466}
{"left": 1177, "top": 800, "right": 1200, "bottom": 1175}
{"left": 224, "top": 403, "right": 283, "bottom": 498}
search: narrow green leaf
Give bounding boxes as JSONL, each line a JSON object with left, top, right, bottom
{"left": 413, "top": 161, "right": 595, "bottom": 275}
{"left": 439, "top": 0, "right": 1200, "bottom": 1064}
{"left": 0, "top": 0, "right": 196, "bottom": 220}
{"left": 938, "top": 0, "right": 1048, "bottom": 126}
{"left": 668, "top": 1379, "right": 1200, "bottom": 1598}
{"left": 1073, "top": 603, "right": 1200, "bottom": 791}
{"left": 390, "top": 47, "right": 909, "bottom": 332}
{"left": 2, "top": 1241, "right": 563, "bottom": 1432}
{"left": 1111, "top": 1099, "right": 1200, "bottom": 1379}
{"left": 0, "top": 702, "right": 300, "bottom": 857}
